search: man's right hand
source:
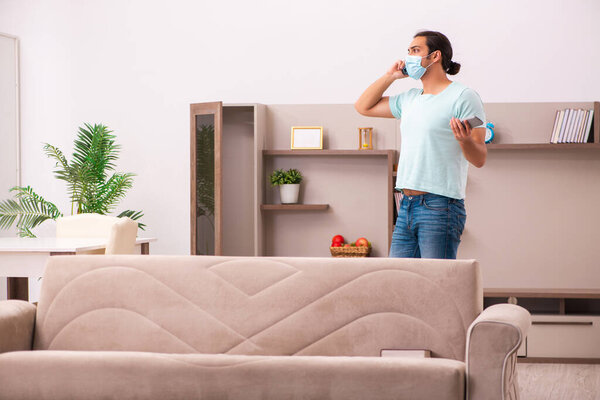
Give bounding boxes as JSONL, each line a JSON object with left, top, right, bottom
{"left": 354, "top": 61, "right": 408, "bottom": 118}
{"left": 387, "top": 60, "right": 408, "bottom": 80}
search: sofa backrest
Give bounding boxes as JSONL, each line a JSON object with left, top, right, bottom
{"left": 33, "top": 255, "right": 482, "bottom": 362}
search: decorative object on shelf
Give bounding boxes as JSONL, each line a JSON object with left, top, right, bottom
{"left": 358, "top": 127, "right": 373, "bottom": 150}
{"left": 0, "top": 123, "right": 145, "bottom": 237}
{"left": 550, "top": 108, "right": 594, "bottom": 143}
{"left": 485, "top": 122, "right": 495, "bottom": 144}
{"left": 269, "top": 168, "right": 303, "bottom": 204}
{"left": 291, "top": 126, "right": 323, "bottom": 149}
{"left": 330, "top": 245, "right": 371, "bottom": 257}
{"left": 329, "top": 234, "right": 372, "bottom": 257}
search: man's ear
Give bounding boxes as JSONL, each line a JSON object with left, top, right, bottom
{"left": 427, "top": 50, "right": 439, "bottom": 64}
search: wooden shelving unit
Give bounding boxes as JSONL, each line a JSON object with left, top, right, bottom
{"left": 485, "top": 288, "right": 600, "bottom": 299}
{"left": 263, "top": 149, "right": 394, "bottom": 156}
{"left": 484, "top": 288, "right": 600, "bottom": 363}
{"left": 190, "top": 101, "right": 599, "bottom": 270}
{"left": 487, "top": 143, "right": 600, "bottom": 150}
{"left": 263, "top": 148, "right": 397, "bottom": 255}
{"left": 260, "top": 204, "right": 329, "bottom": 211}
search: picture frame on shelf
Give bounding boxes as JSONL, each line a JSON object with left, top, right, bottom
{"left": 291, "top": 126, "right": 323, "bottom": 149}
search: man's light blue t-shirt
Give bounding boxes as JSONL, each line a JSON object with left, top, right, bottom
{"left": 389, "top": 81, "right": 486, "bottom": 200}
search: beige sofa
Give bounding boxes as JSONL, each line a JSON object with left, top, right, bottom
{"left": 0, "top": 255, "right": 530, "bottom": 400}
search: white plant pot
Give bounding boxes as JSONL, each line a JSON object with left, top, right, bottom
{"left": 279, "top": 184, "right": 300, "bottom": 204}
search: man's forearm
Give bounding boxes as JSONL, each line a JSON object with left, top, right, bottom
{"left": 459, "top": 137, "right": 487, "bottom": 168}
{"left": 355, "top": 73, "right": 396, "bottom": 112}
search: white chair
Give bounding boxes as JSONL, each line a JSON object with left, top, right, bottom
{"left": 105, "top": 217, "right": 138, "bottom": 255}
{"left": 55, "top": 214, "right": 138, "bottom": 254}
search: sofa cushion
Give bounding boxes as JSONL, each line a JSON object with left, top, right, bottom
{"left": 34, "top": 255, "right": 482, "bottom": 361}
{"left": 0, "top": 351, "right": 465, "bottom": 400}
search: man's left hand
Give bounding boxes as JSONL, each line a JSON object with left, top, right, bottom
{"left": 450, "top": 117, "right": 473, "bottom": 143}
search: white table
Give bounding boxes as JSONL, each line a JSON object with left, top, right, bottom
{"left": 0, "top": 237, "right": 156, "bottom": 302}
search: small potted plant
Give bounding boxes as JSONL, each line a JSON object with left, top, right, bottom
{"left": 269, "top": 168, "right": 303, "bottom": 204}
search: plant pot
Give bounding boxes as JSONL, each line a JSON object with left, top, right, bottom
{"left": 279, "top": 183, "right": 300, "bottom": 204}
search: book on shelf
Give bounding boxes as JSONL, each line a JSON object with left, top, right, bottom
{"left": 576, "top": 110, "right": 588, "bottom": 142}
{"left": 551, "top": 110, "right": 563, "bottom": 143}
{"left": 393, "top": 189, "right": 402, "bottom": 222}
{"left": 551, "top": 107, "right": 594, "bottom": 143}
{"left": 558, "top": 109, "right": 570, "bottom": 143}
{"left": 562, "top": 109, "right": 572, "bottom": 142}
{"left": 568, "top": 110, "right": 579, "bottom": 142}
{"left": 572, "top": 109, "right": 584, "bottom": 142}
{"left": 393, "top": 190, "right": 402, "bottom": 212}
{"left": 550, "top": 110, "right": 559, "bottom": 143}
{"left": 584, "top": 110, "right": 594, "bottom": 142}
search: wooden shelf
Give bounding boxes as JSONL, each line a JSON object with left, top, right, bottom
{"left": 486, "top": 143, "right": 600, "bottom": 150}
{"left": 263, "top": 149, "right": 395, "bottom": 156}
{"left": 484, "top": 288, "right": 600, "bottom": 363}
{"left": 484, "top": 288, "right": 600, "bottom": 317}
{"left": 484, "top": 288, "right": 600, "bottom": 299}
{"left": 260, "top": 204, "right": 329, "bottom": 211}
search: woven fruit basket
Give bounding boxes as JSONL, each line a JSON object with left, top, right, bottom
{"left": 330, "top": 245, "right": 371, "bottom": 257}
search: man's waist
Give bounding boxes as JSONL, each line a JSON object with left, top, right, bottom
{"left": 397, "top": 188, "right": 429, "bottom": 196}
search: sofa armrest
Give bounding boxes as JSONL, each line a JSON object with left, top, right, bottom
{"left": 0, "top": 300, "right": 36, "bottom": 353}
{"left": 465, "top": 303, "right": 531, "bottom": 400}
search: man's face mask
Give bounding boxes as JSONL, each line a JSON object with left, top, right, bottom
{"left": 404, "top": 51, "right": 437, "bottom": 80}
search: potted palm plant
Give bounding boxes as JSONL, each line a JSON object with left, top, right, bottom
{"left": 269, "top": 168, "right": 303, "bottom": 204}
{"left": 0, "top": 123, "right": 144, "bottom": 237}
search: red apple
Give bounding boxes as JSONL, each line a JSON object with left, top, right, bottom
{"left": 331, "top": 242, "right": 343, "bottom": 247}
{"left": 355, "top": 237, "right": 369, "bottom": 247}
{"left": 331, "top": 234, "right": 345, "bottom": 244}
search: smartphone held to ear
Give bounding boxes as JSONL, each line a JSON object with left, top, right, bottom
{"left": 460, "top": 116, "right": 483, "bottom": 129}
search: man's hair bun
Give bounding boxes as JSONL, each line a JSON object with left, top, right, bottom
{"left": 447, "top": 61, "right": 461, "bottom": 75}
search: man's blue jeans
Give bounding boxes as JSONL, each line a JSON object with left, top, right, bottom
{"left": 389, "top": 192, "right": 467, "bottom": 259}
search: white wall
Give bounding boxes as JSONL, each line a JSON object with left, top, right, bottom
{"left": 0, "top": 0, "right": 598, "bottom": 254}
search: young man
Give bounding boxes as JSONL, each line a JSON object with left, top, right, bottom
{"left": 354, "top": 30, "right": 486, "bottom": 259}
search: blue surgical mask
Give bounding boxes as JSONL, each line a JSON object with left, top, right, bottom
{"left": 403, "top": 51, "right": 436, "bottom": 80}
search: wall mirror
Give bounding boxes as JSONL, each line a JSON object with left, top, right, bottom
{"left": 0, "top": 33, "right": 20, "bottom": 238}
